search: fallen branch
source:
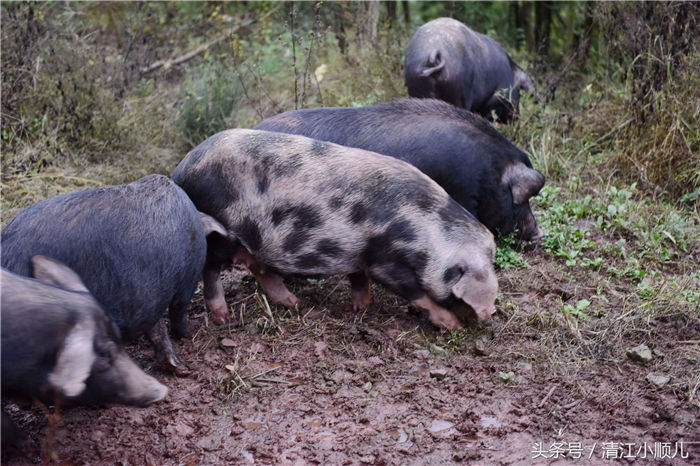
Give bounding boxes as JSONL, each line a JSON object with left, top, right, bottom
{"left": 559, "top": 399, "right": 582, "bottom": 411}
{"left": 253, "top": 378, "right": 296, "bottom": 386}
{"left": 544, "top": 21, "right": 595, "bottom": 103}
{"left": 537, "top": 384, "right": 559, "bottom": 408}
{"left": 140, "top": 17, "right": 256, "bottom": 74}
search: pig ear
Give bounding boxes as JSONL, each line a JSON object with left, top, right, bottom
{"left": 31, "top": 255, "right": 90, "bottom": 293}
{"left": 49, "top": 317, "right": 96, "bottom": 398}
{"left": 451, "top": 266, "right": 498, "bottom": 320}
{"left": 503, "top": 164, "right": 545, "bottom": 205}
{"left": 199, "top": 212, "right": 227, "bottom": 238}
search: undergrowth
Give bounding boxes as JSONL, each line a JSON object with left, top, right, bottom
{"left": 2, "top": 1, "right": 699, "bottom": 404}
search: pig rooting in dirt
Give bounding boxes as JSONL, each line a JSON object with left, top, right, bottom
{"left": 1, "top": 257, "right": 168, "bottom": 445}
{"left": 172, "top": 129, "right": 499, "bottom": 330}
{"left": 1, "top": 175, "right": 226, "bottom": 376}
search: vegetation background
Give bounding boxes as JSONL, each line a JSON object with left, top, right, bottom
{"left": 2, "top": 1, "right": 698, "bottom": 211}
{"left": 1, "top": 2, "right": 698, "bottom": 461}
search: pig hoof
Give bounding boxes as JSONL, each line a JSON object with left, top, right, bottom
{"left": 286, "top": 295, "right": 300, "bottom": 308}
{"left": 351, "top": 295, "right": 372, "bottom": 311}
{"left": 211, "top": 312, "right": 227, "bottom": 325}
{"left": 155, "top": 351, "right": 190, "bottom": 377}
{"left": 164, "top": 358, "right": 190, "bottom": 377}
{"left": 205, "top": 299, "right": 229, "bottom": 324}
{"left": 431, "top": 313, "right": 463, "bottom": 330}
{"left": 171, "top": 364, "right": 191, "bottom": 377}
{"left": 271, "top": 292, "right": 300, "bottom": 308}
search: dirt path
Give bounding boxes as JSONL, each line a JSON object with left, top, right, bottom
{"left": 3, "top": 266, "right": 698, "bottom": 465}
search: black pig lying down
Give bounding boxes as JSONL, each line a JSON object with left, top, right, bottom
{"left": 254, "top": 98, "right": 545, "bottom": 241}
{"left": 405, "top": 17, "right": 536, "bottom": 123}
{"left": 1, "top": 175, "right": 225, "bottom": 375}
{"left": 1, "top": 257, "right": 167, "bottom": 445}
{"left": 172, "top": 129, "right": 498, "bottom": 330}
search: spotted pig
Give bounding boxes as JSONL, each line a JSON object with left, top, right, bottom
{"left": 172, "top": 129, "right": 498, "bottom": 330}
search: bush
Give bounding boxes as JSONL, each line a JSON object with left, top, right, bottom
{"left": 1, "top": 3, "right": 132, "bottom": 175}
{"left": 598, "top": 2, "right": 700, "bottom": 202}
{"left": 611, "top": 56, "right": 700, "bottom": 202}
{"left": 176, "top": 62, "right": 244, "bottom": 148}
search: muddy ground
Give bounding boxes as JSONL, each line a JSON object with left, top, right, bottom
{"left": 3, "top": 252, "right": 699, "bottom": 465}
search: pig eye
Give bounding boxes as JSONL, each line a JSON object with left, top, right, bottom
{"left": 444, "top": 265, "right": 465, "bottom": 284}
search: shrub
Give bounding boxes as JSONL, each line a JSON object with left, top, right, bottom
{"left": 598, "top": 2, "right": 700, "bottom": 202}
{"left": 176, "top": 62, "right": 243, "bottom": 148}
{"left": 1, "top": 3, "right": 132, "bottom": 175}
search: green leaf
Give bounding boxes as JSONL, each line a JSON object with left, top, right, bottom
{"left": 576, "top": 299, "right": 591, "bottom": 311}
{"left": 498, "top": 371, "right": 515, "bottom": 382}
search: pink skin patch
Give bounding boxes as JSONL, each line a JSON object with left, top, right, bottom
{"left": 202, "top": 269, "right": 228, "bottom": 325}
{"left": 350, "top": 277, "right": 372, "bottom": 311}
{"left": 233, "top": 248, "right": 300, "bottom": 308}
{"left": 411, "top": 295, "right": 463, "bottom": 330}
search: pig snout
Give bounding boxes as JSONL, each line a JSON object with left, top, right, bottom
{"left": 474, "top": 304, "right": 498, "bottom": 321}
{"left": 516, "top": 205, "right": 544, "bottom": 242}
{"left": 519, "top": 224, "right": 544, "bottom": 242}
{"left": 529, "top": 226, "right": 545, "bottom": 241}
{"left": 452, "top": 301, "right": 497, "bottom": 322}
{"left": 450, "top": 263, "right": 498, "bottom": 322}
{"left": 112, "top": 352, "right": 168, "bottom": 407}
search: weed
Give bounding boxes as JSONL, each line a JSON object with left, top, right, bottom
{"left": 563, "top": 299, "right": 592, "bottom": 322}
{"left": 535, "top": 186, "right": 597, "bottom": 267}
{"left": 498, "top": 371, "right": 515, "bottom": 383}
{"left": 495, "top": 234, "right": 529, "bottom": 270}
{"left": 443, "top": 329, "right": 470, "bottom": 351}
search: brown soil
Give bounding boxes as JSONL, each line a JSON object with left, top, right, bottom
{"left": 3, "top": 262, "right": 699, "bottom": 465}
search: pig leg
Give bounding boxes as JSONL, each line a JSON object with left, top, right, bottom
{"left": 148, "top": 318, "right": 189, "bottom": 376}
{"left": 411, "top": 295, "right": 463, "bottom": 330}
{"left": 348, "top": 271, "right": 372, "bottom": 310}
{"left": 233, "top": 247, "right": 300, "bottom": 308}
{"left": 202, "top": 256, "right": 228, "bottom": 325}
{"left": 202, "top": 234, "right": 241, "bottom": 325}
{"left": 249, "top": 265, "right": 300, "bottom": 308}
{"left": 168, "top": 295, "right": 191, "bottom": 339}
{"left": 2, "top": 412, "right": 25, "bottom": 448}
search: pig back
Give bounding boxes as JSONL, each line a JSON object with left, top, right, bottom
{"left": 0, "top": 175, "right": 207, "bottom": 340}
{"left": 172, "top": 129, "right": 490, "bottom": 279}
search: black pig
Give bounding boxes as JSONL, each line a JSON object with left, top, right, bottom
{"left": 254, "top": 98, "right": 545, "bottom": 241}
{"left": 1, "top": 257, "right": 168, "bottom": 444}
{"left": 1, "top": 175, "right": 225, "bottom": 375}
{"left": 172, "top": 129, "right": 498, "bottom": 330}
{"left": 405, "top": 17, "right": 535, "bottom": 122}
